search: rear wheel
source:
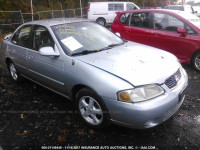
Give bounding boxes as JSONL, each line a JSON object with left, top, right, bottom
{"left": 96, "top": 18, "right": 106, "bottom": 26}
{"left": 191, "top": 51, "right": 200, "bottom": 72}
{"left": 9, "top": 62, "right": 23, "bottom": 82}
{"left": 76, "top": 88, "right": 110, "bottom": 128}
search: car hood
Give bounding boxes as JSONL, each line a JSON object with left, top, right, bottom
{"left": 74, "top": 42, "right": 180, "bottom": 86}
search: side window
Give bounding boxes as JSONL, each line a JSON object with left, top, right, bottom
{"left": 108, "top": 4, "right": 114, "bottom": 11}
{"left": 12, "top": 32, "right": 19, "bottom": 44}
{"left": 108, "top": 3, "right": 124, "bottom": 11}
{"left": 114, "top": 4, "right": 124, "bottom": 11}
{"left": 168, "top": 15, "right": 184, "bottom": 31}
{"left": 130, "top": 12, "right": 150, "bottom": 28}
{"left": 33, "top": 26, "right": 54, "bottom": 51}
{"left": 126, "top": 3, "right": 137, "bottom": 10}
{"left": 153, "top": 13, "right": 166, "bottom": 30}
{"left": 153, "top": 13, "right": 184, "bottom": 32}
{"left": 119, "top": 13, "right": 131, "bottom": 24}
{"left": 12, "top": 26, "right": 32, "bottom": 48}
{"left": 186, "top": 25, "right": 196, "bottom": 34}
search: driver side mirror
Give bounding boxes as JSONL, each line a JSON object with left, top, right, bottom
{"left": 177, "top": 28, "right": 186, "bottom": 37}
{"left": 39, "top": 45, "right": 60, "bottom": 57}
{"left": 4, "top": 34, "right": 12, "bottom": 40}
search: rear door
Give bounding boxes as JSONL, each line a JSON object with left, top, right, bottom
{"left": 150, "top": 12, "right": 191, "bottom": 60}
{"left": 8, "top": 25, "right": 32, "bottom": 74}
{"left": 124, "top": 12, "right": 152, "bottom": 45}
{"left": 26, "top": 25, "right": 66, "bottom": 94}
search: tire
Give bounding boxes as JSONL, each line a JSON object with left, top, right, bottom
{"left": 76, "top": 88, "right": 110, "bottom": 128}
{"left": 191, "top": 51, "right": 200, "bottom": 72}
{"left": 8, "top": 62, "right": 23, "bottom": 82}
{"left": 96, "top": 18, "right": 106, "bottom": 26}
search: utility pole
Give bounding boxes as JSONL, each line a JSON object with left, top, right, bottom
{"left": 80, "top": 0, "right": 82, "bottom": 18}
{"left": 31, "top": 0, "right": 34, "bottom": 21}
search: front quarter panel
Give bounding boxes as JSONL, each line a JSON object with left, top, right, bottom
{"left": 64, "top": 58, "right": 133, "bottom": 100}
{"left": 1, "top": 39, "right": 10, "bottom": 64}
{"left": 0, "top": 41, "right": 6, "bottom": 61}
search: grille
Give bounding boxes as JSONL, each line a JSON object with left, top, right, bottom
{"left": 165, "top": 69, "right": 181, "bottom": 89}
{"left": 163, "top": 99, "right": 183, "bottom": 121}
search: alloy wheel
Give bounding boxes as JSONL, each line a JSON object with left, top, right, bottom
{"left": 9, "top": 63, "right": 18, "bottom": 81}
{"left": 79, "top": 96, "right": 103, "bottom": 125}
{"left": 194, "top": 54, "right": 200, "bottom": 71}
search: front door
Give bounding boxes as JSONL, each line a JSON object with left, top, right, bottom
{"left": 27, "top": 25, "right": 66, "bottom": 94}
{"left": 150, "top": 12, "right": 191, "bottom": 61}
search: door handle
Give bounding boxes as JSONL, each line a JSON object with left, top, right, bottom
{"left": 125, "top": 29, "right": 132, "bottom": 32}
{"left": 9, "top": 49, "right": 16, "bottom": 53}
{"left": 28, "top": 55, "right": 33, "bottom": 59}
{"left": 153, "top": 33, "right": 160, "bottom": 37}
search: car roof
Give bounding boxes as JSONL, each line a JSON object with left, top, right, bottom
{"left": 165, "top": 5, "right": 183, "bottom": 7}
{"left": 166, "top": 4, "right": 191, "bottom": 7}
{"left": 89, "top": 1, "right": 131, "bottom": 4}
{"left": 117, "top": 8, "right": 187, "bottom": 15}
{"left": 24, "top": 18, "right": 90, "bottom": 27}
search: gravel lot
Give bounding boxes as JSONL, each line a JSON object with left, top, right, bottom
{"left": 0, "top": 43, "right": 200, "bottom": 150}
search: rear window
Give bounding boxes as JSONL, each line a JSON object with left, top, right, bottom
{"left": 108, "top": 4, "right": 124, "bottom": 11}
{"left": 119, "top": 13, "right": 131, "bottom": 24}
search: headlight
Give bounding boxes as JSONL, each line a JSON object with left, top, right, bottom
{"left": 118, "top": 84, "right": 164, "bottom": 103}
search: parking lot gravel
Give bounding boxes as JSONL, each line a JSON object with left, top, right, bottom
{"left": 0, "top": 50, "right": 200, "bottom": 150}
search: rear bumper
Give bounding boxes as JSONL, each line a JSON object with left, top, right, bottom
{"left": 102, "top": 68, "right": 188, "bottom": 129}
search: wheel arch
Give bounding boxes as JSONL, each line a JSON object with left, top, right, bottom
{"left": 71, "top": 84, "right": 108, "bottom": 110}
{"left": 190, "top": 49, "right": 200, "bottom": 64}
{"left": 71, "top": 84, "right": 93, "bottom": 101}
{"left": 96, "top": 17, "right": 106, "bottom": 20}
{"left": 190, "top": 49, "right": 200, "bottom": 71}
{"left": 96, "top": 17, "right": 106, "bottom": 24}
{"left": 5, "top": 57, "right": 12, "bottom": 71}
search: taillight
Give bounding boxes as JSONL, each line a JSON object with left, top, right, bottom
{"left": 88, "top": 3, "right": 90, "bottom": 12}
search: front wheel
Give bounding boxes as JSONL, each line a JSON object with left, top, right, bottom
{"left": 191, "top": 51, "right": 200, "bottom": 72}
{"left": 76, "top": 88, "right": 110, "bottom": 128}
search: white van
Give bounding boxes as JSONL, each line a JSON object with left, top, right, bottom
{"left": 88, "top": 2, "right": 140, "bottom": 26}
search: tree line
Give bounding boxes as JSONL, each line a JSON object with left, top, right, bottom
{"left": 0, "top": 0, "right": 178, "bottom": 13}
{"left": 0, "top": 0, "right": 89, "bottom": 12}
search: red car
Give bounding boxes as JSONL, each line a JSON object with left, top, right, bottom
{"left": 111, "top": 9, "right": 200, "bottom": 71}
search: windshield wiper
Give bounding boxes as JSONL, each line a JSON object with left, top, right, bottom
{"left": 72, "top": 41, "right": 127, "bottom": 56}
{"left": 71, "top": 50, "right": 98, "bottom": 56}
{"left": 99, "top": 41, "right": 126, "bottom": 51}
{"left": 107, "top": 43, "right": 122, "bottom": 47}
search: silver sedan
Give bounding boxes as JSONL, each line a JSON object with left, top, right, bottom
{"left": 0, "top": 18, "right": 188, "bottom": 128}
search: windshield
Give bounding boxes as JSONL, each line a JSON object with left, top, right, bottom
{"left": 51, "top": 22, "right": 123, "bottom": 55}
